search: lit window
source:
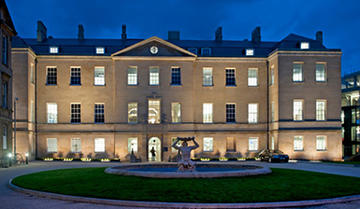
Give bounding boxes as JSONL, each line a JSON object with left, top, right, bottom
{"left": 226, "top": 137, "right": 235, "bottom": 152}
{"left": 316, "top": 136, "right": 326, "bottom": 151}
{"left": 171, "top": 137, "right": 182, "bottom": 152}
{"left": 300, "top": 42, "right": 309, "bottom": 49}
{"left": 316, "top": 63, "right": 326, "bottom": 82}
{"left": 47, "top": 138, "right": 57, "bottom": 152}
{"left": 203, "top": 137, "right": 213, "bottom": 152}
{"left": 46, "top": 67, "right": 57, "bottom": 85}
{"left": 225, "top": 68, "right": 236, "bottom": 86}
{"left": 248, "top": 103, "right": 258, "bottom": 123}
{"left": 96, "top": 47, "right": 105, "bottom": 54}
{"left": 94, "top": 138, "right": 105, "bottom": 152}
{"left": 248, "top": 68, "right": 258, "bottom": 86}
{"left": 316, "top": 100, "right": 326, "bottom": 121}
{"left": 246, "top": 49, "right": 254, "bottom": 56}
{"left": 70, "top": 67, "right": 81, "bottom": 85}
{"left": 148, "top": 99, "right": 160, "bottom": 124}
{"left": 171, "top": 102, "right": 181, "bottom": 123}
{"left": 2, "top": 126, "right": 7, "bottom": 150}
{"left": 94, "top": 67, "right": 105, "bottom": 85}
{"left": 71, "top": 103, "right": 81, "bottom": 123}
{"left": 94, "top": 104, "right": 104, "bottom": 123}
{"left": 128, "top": 137, "right": 138, "bottom": 153}
{"left": 47, "top": 103, "right": 57, "bottom": 123}
{"left": 293, "top": 100, "right": 303, "bottom": 121}
{"left": 149, "top": 67, "right": 159, "bottom": 85}
{"left": 171, "top": 67, "right": 181, "bottom": 85}
{"left": 201, "top": 48, "right": 211, "bottom": 56}
{"left": 30, "top": 100, "right": 35, "bottom": 122}
{"left": 49, "top": 46, "right": 58, "bottom": 54}
{"left": 271, "top": 136, "right": 275, "bottom": 150}
{"left": 271, "top": 101, "right": 275, "bottom": 122}
{"left": 248, "top": 137, "right": 258, "bottom": 151}
{"left": 270, "top": 66, "right": 274, "bottom": 85}
{"left": 203, "top": 103, "right": 213, "bottom": 123}
{"left": 188, "top": 48, "right": 197, "bottom": 55}
{"left": 203, "top": 67, "right": 213, "bottom": 86}
{"left": 128, "top": 103, "right": 138, "bottom": 123}
{"left": 226, "top": 104, "right": 236, "bottom": 123}
{"left": 128, "top": 67, "right": 137, "bottom": 85}
{"left": 30, "top": 63, "right": 35, "bottom": 84}
{"left": 293, "top": 63, "right": 303, "bottom": 82}
{"left": 71, "top": 138, "right": 81, "bottom": 153}
{"left": 294, "top": 136, "right": 303, "bottom": 151}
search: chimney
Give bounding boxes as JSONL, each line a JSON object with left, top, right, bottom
{"left": 251, "top": 26, "right": 261, "bottom": 44}
{"left": 316, "top": 31, "right": 323, "bottom": 44}
{"left": 215, "top": 27, "right": 222, "bottom": 42}
{"left": 122, "top": 24, "right": 127, "bottom": 40}
{"left": 168, "top": 31, "right": 180, "bottom": 40}
{"left": 78, "top": 24, "right": 84, "bottom": 40}
{"left": 37, "top": 21, "right": 47, "bottom": 42}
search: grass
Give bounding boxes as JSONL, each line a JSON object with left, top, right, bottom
{"left": 12, "top": 167, "right": 360, "bottom": 203}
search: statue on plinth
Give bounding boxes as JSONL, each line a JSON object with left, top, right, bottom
{"left": 172, "top": 137, "right": 199, "bottom": 172}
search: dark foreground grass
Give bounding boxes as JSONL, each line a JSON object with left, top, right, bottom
{"left": 12, "top": 167, "right": 360, "bottom": 203}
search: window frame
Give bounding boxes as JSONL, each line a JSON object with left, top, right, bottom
{"left": 248, "top": 137, "right": 259, "bottom": 151}
{"left": 127, "top": 66, "right": 138, "bottom": 86}
{"left": 94, "top": 103, "right": 105, "bottom": 123}
{"left": 203, "top": 103, "right": 213, "bottom": 123}
{"left": 94, "top": 138, "right": 105, "bottom": 153}
{"left": 149, "top": 66, "right": 160, "bottom": 86}
{"left": 201, "top": 48, "right": 211, "bottom": 56}
{"left": 2, "top": 126, "right": 7, "bottom": 150}
{"left": 293, "top": 99, "right": 304, "bottom": 121}
{"left": 316, "top": 99, "right": 327, "bottom": 121}
{"left": 49, "top": 46, "right": 59, "bottom": 54}
{"left": 47, "top": 138, "right": 58, "bottom": 153}
{"left": 171, "top": 102, "right": 182, "bottom": 123}
{"left": 315, "top": 63, "right": 327, "bottom": 82}
{"left": 226, "top": 103, "right": 236, "bottom": 123}
{"left": 248, "top": 103, "right": 258, "bottom": 124}
{"left": 170, "top": 67, "right": 181, "bottom": 86}
{"left": 128, "top": 102, "right": 138, "bottom": 124}
{"left": 202, "top": 67, "right": 213, "bottom": 86}
{"left": 248, "top": 68, "right": 258, "bottom": 87}
{"left": 96, "top": 47, "right": 105, "bottom": 54}
{"left": 70, "top": 103, "right": 81, "bottom": 124}
{"left": 294, "top": 136, "right": 304, "bottom": 151}
{"left": 148, "top": 99, "right": 161, "bottom": 124}
{"left": 203, "top": 137, "right": 213, "bottom": 152}
{"left": 225, "top": 68, "right": 236, "bottom": 86}
{"left": 316, "top": 135, "right": 327, "bottom": 151}
{"left": 70, "top": 66, "right": 81, "bottom": 86}
{"left": 71, "top": 138, "right": 81, "bottom": 153}
{"left": 292, "top": 63, "right": 304, "bottom": 82}
{"left": 46, "top": 66, "right": 57, "bottom": 85}
{"left": 128, "top": 137, "right": 138, "bottom": 153}
{"left": 300, "top": 42, "right": 310, "bottom": 49}
{"left": 94, "top": 66, "right": 105, "bottom": 86}
{"left": 245, "top": 49, "right": 254, "bottom": 56}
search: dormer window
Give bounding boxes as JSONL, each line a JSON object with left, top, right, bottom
{"left": 188, "top": 48, "right": 198, "bottom": 55}
{"left": 49, "top": 46, "right": 58, "bottom": 54}
{"left": 201, "top": 48, "right": 211, "bottom": 56}
{"left": 246, "top": 49, "right": 254, "bottom": 56}
{"left": 300, "top": 42, "right": 309, "bottom": 49}
{"left": 96, "top": 47, "right": 105, "bottom": 54}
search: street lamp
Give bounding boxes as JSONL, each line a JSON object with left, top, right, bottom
{"left": 7, "top": 153, "right": 12, "bottom": 167}
{"left": 25, "top": 152, "right": 29, "bottom": 164}
{"left": 13, "top": 97, "right": 19, "bottom": 163}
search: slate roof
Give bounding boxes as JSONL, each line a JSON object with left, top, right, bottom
{"left": 12, "top": 33, "right": 340, "bottom": 57}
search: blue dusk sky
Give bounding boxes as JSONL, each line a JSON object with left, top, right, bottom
{"left": 7, "top": 0, "right": 360, "bottom": 75}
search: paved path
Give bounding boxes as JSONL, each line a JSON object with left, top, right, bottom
{"left": 1, "top": 161, "right": 359, "bottom": 209}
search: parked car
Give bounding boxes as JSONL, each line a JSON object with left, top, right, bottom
{"left": 270, "top": 154, "right": 289, "bottom": 163}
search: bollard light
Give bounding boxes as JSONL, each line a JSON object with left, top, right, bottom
{"left": 25, "top": 152, "right": 29, "bottom": 157}
{"left": 7, "top": 153, "right": 12, "bottom": 158}
{"left": 25, "top": 152, "right": 29, "bottom": 164}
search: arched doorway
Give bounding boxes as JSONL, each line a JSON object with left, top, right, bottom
{"left": 148, "top": 137, "right": 161, "bottom": 162}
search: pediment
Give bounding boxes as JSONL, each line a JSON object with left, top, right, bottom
{"left": 112, "top": 36, "right": 196, "bottom": 57}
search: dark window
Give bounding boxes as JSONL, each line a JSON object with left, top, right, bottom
{"left": 2, "top": 81, "right": 8, "bottom": 108}
{"left": 201, "top": 48, "right": 211, "bottom": 56}
{"left": 171, "top": 67, "right": 181, "bottom": 85}
{"left": 94, "top": 104, "right": 104, "bottom": 123}
{"left": 188, "top": 48, "right": 198, "bottom": 55}
{"left": 46, "top": 67, "right": 57, "bottom": 85}
{"left": 226, "top": 69, "right": 236, "bottom": 86}
{"left": 71, "top": 104, "right": 81, "bottom": 123}
{"left": 70, "top": 67, "right": 81, "bottom": 85}
{"left": 2, "top": 36, "right": 8, "bottom": 65}
{"left": 226, "top": 104, "right": 236, "bottom": 123}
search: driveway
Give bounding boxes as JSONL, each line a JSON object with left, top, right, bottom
{"left": 1, "top": 161, "right": 359, "bottom": 209}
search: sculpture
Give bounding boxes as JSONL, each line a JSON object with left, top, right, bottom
{"left": 172, "top": 137, "right": 199, "bottom": 172}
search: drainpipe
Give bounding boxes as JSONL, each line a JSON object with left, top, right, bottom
{"left": 34, "top": 58, "right": 38, "bottom": 160}
{"left": 266, "top": 61, "right": 270, "bottom": 150}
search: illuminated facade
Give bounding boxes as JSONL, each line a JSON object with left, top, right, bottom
{"left": 12, "top": 23, "right": 343, "bottom": 161}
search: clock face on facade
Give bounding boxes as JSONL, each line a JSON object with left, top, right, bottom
{"left": 150, "top": 46, "right": 158, "bottom": 54}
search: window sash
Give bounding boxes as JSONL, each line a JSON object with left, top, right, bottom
{"left": 316, "top": 64, "right": 326, "bottom": 82}
{"left": 248, "top": 137, "right": 258, "bottom": 151}
{"left": 128, "top": 138, "right": 138, "bottom": 153}
{"left": 70, "top": 68, "right": 81, "bottom": 85}
{"left": 94, "top": 67, "right": 105, "bottom": 85}
{"left": 316, "top": 100, "right": 326, "bottom": 121}
{"left": 94, "top": 104, "right": 104, "bottom": 123}
{"left": 225, "top": 69, "right": 236, "bottom": 86}
{"left": 294, "top": 136, "right": 303, "bottom": 151}
{"left": 203, "top": 103, "right": 213, "bottom": 123}
{"left": 148, "top": 100, "right": 160, "bottom": 124}
{"left": 71, "top": 104, "right": 81, "bottom": 123}
{"left": 96, "top": 47, "right": 105, "bottom": 54}
{"left": 71, "top": 138, "right": 81, "bottom": 152}
{"left": 128, "top": 103, "right": 138, "bottom": 123}
{"left": 149, "top": 67, "right": 159, "bottom": 85}
{"left": 46, "top": 67, "right": 57, "bottom": 85}
{"left": 293, "top": 64, "right": 303, "bottom": 82}
{"left": 94, "top": 138, "right": 105, "bottom": 152}
{"left": 2, "top": 127, "right": 7, "bottom": 150}
{"left": 47, "top": 138, "right": 57, "bottom": 152}
{"left": 171, "top": 68, "right": 181, "bottom": 85}
{"left": 47, "top": 103, "right": 58, "bottom": 123}
{"left": 293, "top": 101, "right": 303, "bottom": 121}
{"left": 248, "top": 68, "right": 258, "bottom": 86}
{"left": 226, "top": 104, "right": 236, "bottom": 123}
{"left": 171, "top": 103, "right": 181, "bottom": 123}
{"left": 316, "top": 136, "right": 326, "bottom": 150}
{"left": 203, "top": 68, "right": 213, "bottom": 86}
{"left": 128, "top": 67, "right": 137, "bottom": 85}
{"left": 203, "top": 137, "right": 213, "bottom": 152}
{"left": 248, "top": 103, "right": 258, "bottom": 123}
{"left": 271, "top": 102, "right": 275, "bottom": 122}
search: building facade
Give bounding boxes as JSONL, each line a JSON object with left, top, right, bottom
{"left": 341, "top": 72, "right": 360, "bottom": 158}
{"left": 0, "top": 0, "right": 16, "bottom": 166}
{"left": 12, "top": 23, "right": 342, "bottom": 162}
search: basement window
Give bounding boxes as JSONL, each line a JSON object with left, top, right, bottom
{"left": 49, "top": 46, "right": 58, "bottom": 54}
{"left": 300, "top": 42, "right": 310, "bottom": 49}
{"left": 96, "top": 47, "right": 105, "bottom": 54}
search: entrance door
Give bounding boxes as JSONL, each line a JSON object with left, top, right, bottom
{"left": 148, "top": 137, "right": 161, "bottom": 162}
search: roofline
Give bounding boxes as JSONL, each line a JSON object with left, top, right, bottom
{"left": 1, "top": 0, "right": 16, "bottom": 35}
{"left": 268, "top": 50, "right": 342, "bottom": 59}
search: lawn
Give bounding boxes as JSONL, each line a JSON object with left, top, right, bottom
{"left": 12, "top": 167, "right": 360, "bottom": 203}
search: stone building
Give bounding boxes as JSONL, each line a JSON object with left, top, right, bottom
{"left": 0, "top": 0, "right": 16, "bottom": 166}
{"left": 12, "top": 22, "right": 342, "bottom": 162}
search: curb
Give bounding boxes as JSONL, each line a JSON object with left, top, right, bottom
{"left": 8, "top": 179, "right": 360, "bottom": 209}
